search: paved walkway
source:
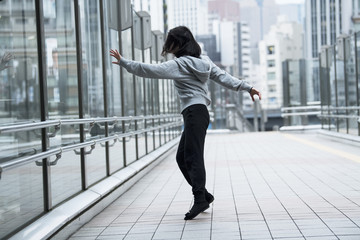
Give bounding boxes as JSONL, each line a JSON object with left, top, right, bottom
{"left": 69, "top": 132, "right": 360, "bottom": 240}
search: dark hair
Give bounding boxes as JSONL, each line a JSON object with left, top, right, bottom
{"left": 161, "top": 26, "right": 201, "bottom": 58}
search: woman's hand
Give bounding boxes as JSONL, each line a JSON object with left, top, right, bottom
{"left": 250, "top": 88, "right": 262, "bottom": 102}
{"left": 110, "top": 49, "right": 121, "bottom": 65}
{"left": 0, "top": 52, "right": 13, "bottom": 71}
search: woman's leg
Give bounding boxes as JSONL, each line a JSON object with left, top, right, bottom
{"left": 181, "top": 104, "right": 210, "bottom": 219}
{"left": 176, "top": 131, "right": 193, "bottom": 186}
{"left": 177, "top": 131, "right": 214, "bottom": 204}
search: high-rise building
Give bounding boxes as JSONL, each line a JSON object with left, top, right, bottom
{"left": 208, "top": 0, "right": 241, "bottom": 22}
{"left": 166, "top": 0, "right": 208, "bottom": 36}
{"left": 352, "top": 0, "right": 360, "bottom": 31}
{"left": 259, "top": 16, "right": 304, "bottom": 110}
{"left": 304, "top": 0, "right": 353, "bottom": 102}
{"left": 305, "top": 0, "right": 353, "bottom": 59}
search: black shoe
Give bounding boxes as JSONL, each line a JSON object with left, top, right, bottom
{"left": 184, "top": 201, "right": 209, "bottom": 220}
{"left": 205, "top": 192, "right": 214, "bottom": 204}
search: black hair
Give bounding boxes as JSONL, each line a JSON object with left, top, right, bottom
{"left": 161, "top": 26, "right": 201, "bottom": 58}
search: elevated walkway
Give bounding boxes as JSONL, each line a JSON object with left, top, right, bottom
{"left": 64, "top": 131, "right": 360, "bottom": 240}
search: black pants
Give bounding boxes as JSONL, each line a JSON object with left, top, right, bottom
{"left": 176, "top": 104, "right": 209, "bottom": 203}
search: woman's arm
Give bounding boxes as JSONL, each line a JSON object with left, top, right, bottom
{"left": 110, "top": 49, "right": 180, "bottom": 79}
{"left": 205, "top": 56, "right": 261, "bottom": 101}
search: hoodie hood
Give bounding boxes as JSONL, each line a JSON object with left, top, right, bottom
{"left": 174, "top": 56, "right": 211, "bottom": 83}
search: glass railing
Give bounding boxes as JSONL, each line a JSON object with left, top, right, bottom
{"left": 0, "top": 0, "right": 181, "bottom": 238}
{"left": 319, "top": 32, "right": 360, "bottom": 136}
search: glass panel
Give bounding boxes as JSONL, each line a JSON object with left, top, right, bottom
{"left": 153, "top": 79, "right": 160, "bottom": 149}
{"left": 122, "top": 28, "right": 135, "bottom": 167}
{"left": 0, "top": 0, "right": 41, "bottom": 160}
{"left": 103, "top": 0, "right": 124, "bottom": 169}
{"left": 0, "top": 1, "right": 42, "bottom": 237}
{"left": 144, "top": 49, "right": 153, "bottom": 153}
{"left": 51, "top": 151, "right": 82, "bottom": 206}
{"left": 345, "top": 36, "right": 358, "bottom": 135}
{"left": 79, "top": 0, "right": 106, "bottom": 185}
{"left": 328, "top": 46, "right": 337, "bottom": 132}
{"left": 0, "top": 162, "right": 43, "bottom": 239}
{"left": 134, "top": 47, "right": 145, "bottom": 159}
{"left": 335, "top": 43, "right": 346, "bottom": 133}
{"left": 357, "top": 32, "right": 360, "bottom": 136}
{"left": 43, "top": 0, "right": 82, "bottom": 204}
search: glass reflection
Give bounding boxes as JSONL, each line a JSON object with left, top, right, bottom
{"left": 0, "top": 1, "right": 43, "bottom": 238}
{"left": 43, "top": 0, "right": 82, "bottom": 204}
{"left": 122, "top": 28, "right": 136, "bottom": 166}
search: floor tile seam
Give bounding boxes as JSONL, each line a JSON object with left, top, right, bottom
{"left": 208, "top": 140, "right": 218, "bottom": 240}
{"left": 276, "top": 156, "right": 360, "bottom": 229}
{"left": 225, "top": 146, "right": 245, "bottom": 240}
{"left": 205, "top": 135, "right": 226, "bottom": 240}
{"left": 233, "top": 147, "right": 274, "bottom": 240}
{"left": 121, "top": 161, "right": 180, "bottom": 239}
{"left": 264, "top": 156, "right": 342, "bottom": 240}
{"left": 95, "top": 156, "right": 177, "bottom": 239}
{"left": 294, "top": 161, "right": 360, "bottom": 209}
{"left": 247, "top": 157, "right": 309, "bottom": 240}
{"left": 285, "top": 148, "right": 360, "bottom": 192}
{"left": 150, "top": 177, "right": 187, "bottom": 240}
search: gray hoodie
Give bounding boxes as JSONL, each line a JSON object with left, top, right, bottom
{"left": 119, "top": 55, "right": 252, "bottom": 113}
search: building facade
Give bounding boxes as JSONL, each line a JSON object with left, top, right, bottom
{"left": 259, "top": 16, "right": 304, "bottom": 110}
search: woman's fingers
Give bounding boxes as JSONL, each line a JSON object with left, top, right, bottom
{"left": 109, "top": 49, "right": 121, "bottom": 64}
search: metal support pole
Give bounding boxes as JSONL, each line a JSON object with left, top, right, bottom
{"left": 355, "top": 33, "right": 360, "bottom": 136}
{"left": 74, "top": 0, "right": 87, "bottom": 190}
{"left": 35, "top": 0, "right": 52, "bottom": 211}
{"left": 99, "top": 0, "right": 110, "bottom": 175}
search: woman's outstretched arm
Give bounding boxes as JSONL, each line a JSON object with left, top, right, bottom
{"left": 204, "top": 56, "right": 261, "bottom": 101}
{"left": 110, "top": 49, "right": 180, "bottom": 79}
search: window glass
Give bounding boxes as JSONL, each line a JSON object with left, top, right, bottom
{"left": 267, "top": 45, "right": 275, "bottom": 55}
{"left": 104, "top": 0, "right": 125, "bottom": 171}
{"left": 267, "top": 72, "right": 276, "bottom": 80}
{"left": 0, "top": 1, "right": 43, "bottom": 238}
{"left": 133, "top": 11, "right": 145, "bottom": 160}
{"left": 43, "top": 0, "right": 82, "bottom": 206}
{"left": 345, "top": 36, "right": 358, "bottom": 135}
{"left": 267, "top": 60, "right": 275, "bottom": 68}
{"left": 79, "top": 0, "right": 106, "bottom": 185}
{"left": 144, "top": 49, "right": 154, "bottom": 152}
{"left": 122, "top": 28, "right": 136, "bottom": 166}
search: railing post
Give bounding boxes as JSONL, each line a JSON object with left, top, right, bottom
{"left": 355, "top": 32, "right": 360, "bottom": 136}
{"left": 35, "top": 0, "right": 52, "bottom": 211}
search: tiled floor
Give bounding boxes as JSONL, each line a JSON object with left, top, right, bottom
{"left": 69, "top": 132, "right": 360, "bottom": 240}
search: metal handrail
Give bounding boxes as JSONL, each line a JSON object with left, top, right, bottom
{"left": 318, "top": 114, "right": 360, "bottom": 120}
{"left": 321, "top": 106, "right": 360, "bottom": 111}
{"left": 0, "top": 148, "right": 61, "bottom": 177}
{"left": 0, "top": 120, "right": 61, "bottom": 134}
{"left": 282, "top": 105, "right": 321, "bottom": 111}
{"left": 0, "top": 114, "right": 182, "bottom": 135}
{"left": 0, "top": 120, "right": 183, "bottom": 179}
{"left": 281, "top": 111, "right": 321, "bottom": 117}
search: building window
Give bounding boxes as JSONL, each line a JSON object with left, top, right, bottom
{"left": 267, "top": 45, "right": 275, "bottom": 55}
{"left": 320, "top": 0, "right": 327, "bottom": 45}
{"left": 267, "top": 72, "right": 276, "bottom": 80}
{"left": 267, "top": 60, "right": 275, "bottom": 67}
{"left": 311, "top": 0, "right": 318, "bottom": 58}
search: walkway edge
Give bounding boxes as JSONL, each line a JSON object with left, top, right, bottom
{"left": 317, "top": 129, "right": 360, "bottom": 146}
{"left": 9, "top": 137, "right": 180, "bottom": 240}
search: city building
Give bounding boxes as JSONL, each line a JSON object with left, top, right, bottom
{"left": 166, "top": 0, "right": 208, "bottom": 36}
{"left": 259, "top": 16, "right": 304, "bottom": 110}
{"left": 305, "top": 0, "right": 354, "bottom": 102}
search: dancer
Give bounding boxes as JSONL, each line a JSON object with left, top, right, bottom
{"left": 110, "top": 26, "right": 261, "bottom": 220}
